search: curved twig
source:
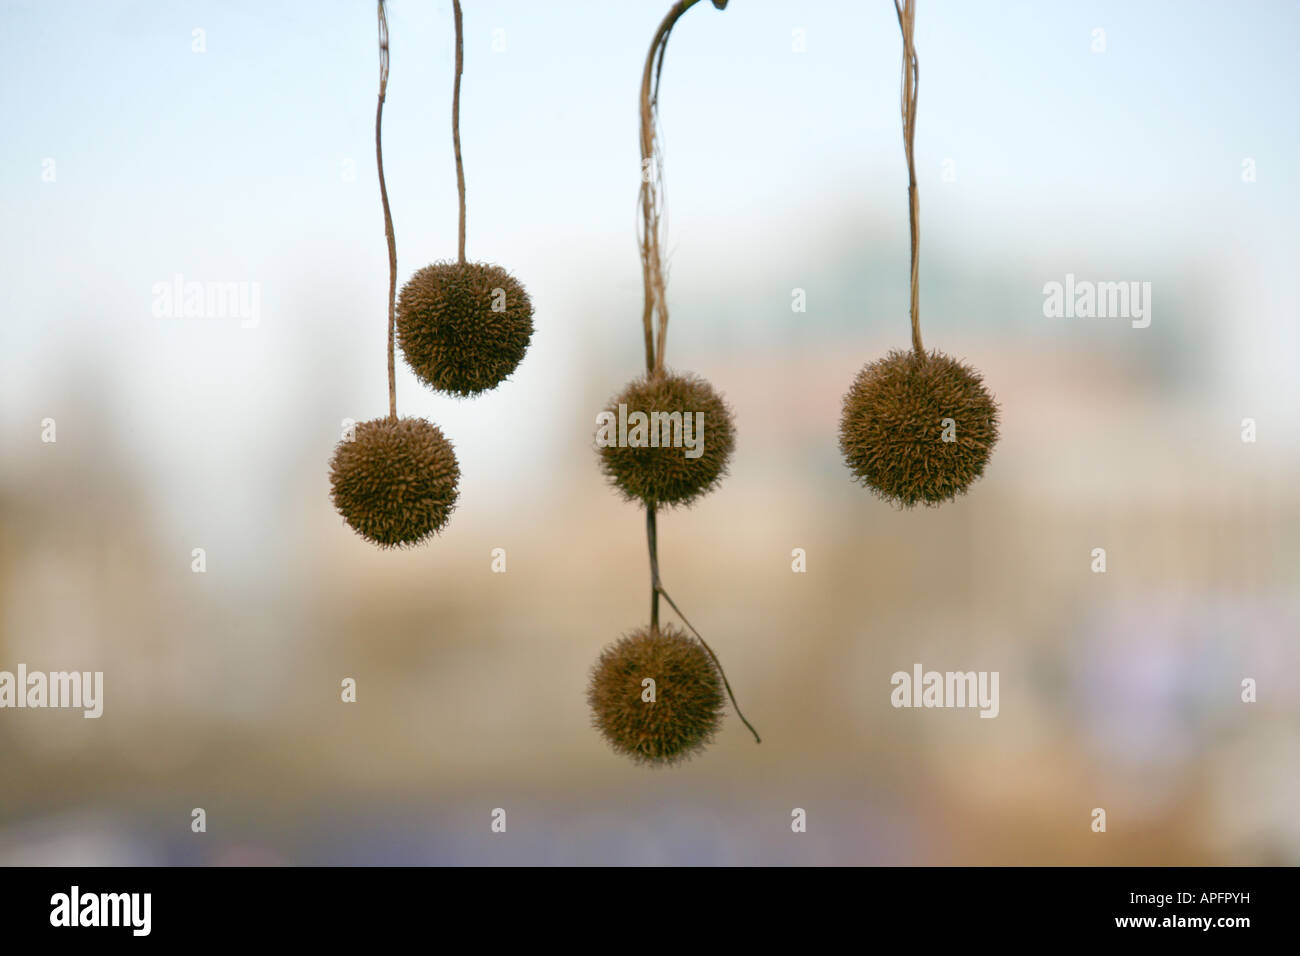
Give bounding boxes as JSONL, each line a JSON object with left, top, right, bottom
{"left": 655, "top": 582, "right": 761, "bottom": 745}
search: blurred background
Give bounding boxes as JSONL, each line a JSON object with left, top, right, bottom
{"left": 1, "top": 0, "right": 1297, "bottom": 865}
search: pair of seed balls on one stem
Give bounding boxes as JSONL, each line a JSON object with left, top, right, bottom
{"left": 588, "top": 369, "right": 736, "bottom": 765}
{"left": 329, "top": 261, "right": 533, "bottom": 548}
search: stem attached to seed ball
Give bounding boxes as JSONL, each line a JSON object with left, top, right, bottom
{"left": 897, "top": 0, "right": 923, "bottom": 357}
{"left": 452, "top": 0, "right": 466, "bottom": 265}
{"left": 393, "top": 1, "right": 533, "bottom": 399}
{"left": 634, "top": 0, "right": 757, "bottom": 750}
{"left": 836, "top": 1, "right": 999, "bottom": 505}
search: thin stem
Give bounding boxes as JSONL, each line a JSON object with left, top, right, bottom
{"left": 376, "top": 0, "right": 398, "bottom": 420}
{"left": 452, "top": 0, "right": 466, "bottom": 265}
{"left": 646, "top": 505, "right": 661, "bottom": 631}
{"left": 639, "top": 0, "right": 701, "bottom": 376}
{"left": 895, "top": 0, "right": 923, "bottom": 356}
{"left": 655, "top": 583, "right": 761, "bottom": 745}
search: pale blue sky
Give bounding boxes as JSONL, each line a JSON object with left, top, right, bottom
{"left": 2, "top": 0, "right": 1297, "bottom": 547}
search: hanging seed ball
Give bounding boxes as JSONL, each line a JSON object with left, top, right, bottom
{"left": 597, "top": 370, "right": 735, "bottom": 508}
{"left": 587, "top": 624, "right": 724, "bottom": 766}
{"left": 328, "top": 416, "right": 460, "bottom": 548}
{"left": 396, "top": 261, "right": 533, "bottom": 397}
{"left": 839, "top": 348, "right": 999, "bottom": 507}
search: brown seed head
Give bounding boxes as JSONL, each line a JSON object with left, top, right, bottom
{"left": 839, "top": 348, "right": 998, "bottom": 507}
{"left": 587, "top": 624, "right": 724, "bottom": 766}
{"left": 329, "top": 416, "right": 460, "bottom": 547}
{"left": 397, "top": 261, "right": 533, "bottom": 397}
{"left": 597, "top": 371, "right": 735, "bottom": 509}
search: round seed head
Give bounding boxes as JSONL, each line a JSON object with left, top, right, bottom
{"left": 329, "top": 416, "right": 460, "bottom": 547}
{"left": 597, "top": 370, "right": 735, "bottom": 508}
{"left": 839, "top": 348, "right": 998, "bottom": 507}
{"left": 587, "top": 624, "right": 724, "bottom": 766}
{"left": 397, "top": 261, "right": 534, "bottom": 397}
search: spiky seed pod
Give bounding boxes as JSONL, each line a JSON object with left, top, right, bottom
{"left": 839, "top": 348, "right": 998, "bottom": 507}
{"left": 396, "top": 261, "right": 533, "bottom": 397}
{"left": 328, "top": 416, "right": 460, "bottom": 547}
{"left": 587, "top": 624, "right": 724, "bottom": 765}
{"left": 597, "top": 370, "right": 735, "bottom": 509}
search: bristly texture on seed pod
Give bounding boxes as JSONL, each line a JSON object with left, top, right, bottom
{"left": 396, "top": 261, "right": 533, "bottom": 397}
{"left": 329, "top": 416, "right": 460, "bottom": 548}
{"left": 839, "top": 348, "right": 999, "bottom": 507}
{"left": 587, "top": 623, "right": 724, "bottom": 766}
{"left": 596, "top": 370, "right": 735, "bottom": 509}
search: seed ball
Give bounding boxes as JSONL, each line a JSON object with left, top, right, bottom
{"left": 597, "top": 371, "right": 735, "bottom": 508}
{"left": 587, "top": 624, "right": 724, "bottom": 766}
{"left": 839, "top": 348, "right": 998, "bottom": 507}
{"left": 328, "top": 416, "right": 460, "bottom": 547}
{"left": 396, "top": 261, "right": 533, "bottom": 397}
